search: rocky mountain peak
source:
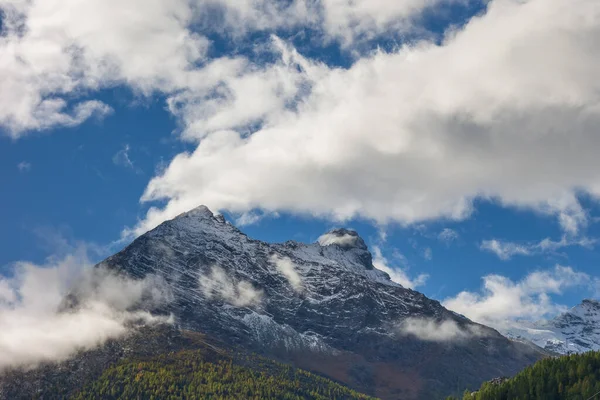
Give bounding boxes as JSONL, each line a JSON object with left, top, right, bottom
{"left": 179, "top": 204, "right": 218, "bottom": 220}
{"left": 579, "top": 299, "right": 600, "bottom": 309}
{"left": 554, "top": 299, "right": 600, "bottom": 323}
{"left": 317, "top": 228, "right": 373, "bottom": 270}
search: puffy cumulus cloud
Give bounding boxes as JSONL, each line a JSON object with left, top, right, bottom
{"left": 269, "top": 255, "right": 303, "bottom": 292}
{"left": 0, "top": 248, "right": 172, "bottom": 371}
{"left": 131, "top": 0, "right": 600, "bottom": 238}
{"left": 397, "top": 317, "right": 486, "bottom": 342}
{"left": 443, "top": 265, "right": 599, "bottom": 330}
{"left": 199, "top": 266, "right": 263, "bottom": 307}
{"left": 0, "top": 0, "right": 206, "bottom": 136}
{"left": 372, "top": 246, "right": 428, "bottom": 289}
{"left": 481, "top": 236, "right": 597, "bottom": 260}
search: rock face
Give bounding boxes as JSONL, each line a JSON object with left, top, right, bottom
{"left": 505, "top": 299, "right": 600, "bottom": 355}
{"left": 97, "top": 205, "right": 546, "bottom": 399}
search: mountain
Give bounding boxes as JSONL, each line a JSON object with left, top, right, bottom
{"left": 0, "top": 206, "right": 548, "bottom": 399}
{"left": 504, "top": 299, "right": 600, "bottom": 355}
{"left": 97, "top": 205, "right": 546, "bottom": 399}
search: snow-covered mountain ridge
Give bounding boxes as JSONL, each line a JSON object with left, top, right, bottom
{"left": 504, "top": 299, "right": 600, "bottom": 355}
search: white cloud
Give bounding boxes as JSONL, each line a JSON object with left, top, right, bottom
{"left": 372, "top": 246, "right": 428, "bottom": 289}
{"left": 397, "top": 317, "right": 485, "bottom": 342}
{"left": 481, "top": 236, "right": 596, "bottom": 260}
{"left": 443, "top": 265, "right": 598, "bottom": 330}
{"left": 319, "top": 0, "right": 462, "bottom": 45}
{"left": 131, "top": 0, "right": 600, "bottom": 238}
{"left": 0, "top": 247, "right": 172, "bottom": 371}
{"left": 480, "top": 239, "right": 531, "bottom": 260}
{"left": 423, "top": 247, "right": 433, "bottom": 260}
{"left": 17, "top": 161, "right": 31, "bottom": 172}
{"left": 192, "top": 0, "right": 457, "bottom": 45}
{"left": 269, "top": 255, "right": 303, "bottom": 292}
{"left": 112, "top": 144, "right": 134, "bottom": 169}
{"left": 438, "top": 228, "right": 459, "bottom": 244}
{"left": 198, "top": 266, "right": 263, "bottom": 307}
{"left": 235, "top": 211, "right": 262, "bottom": 226}
{"left": 112, "top": 144, "right": 143, "bottom": 174}
{"left": 317, "top": 232, "right": 358, "bottom": 247}
{"left": 0, "top": 0, "right": 205, "bottom": 136}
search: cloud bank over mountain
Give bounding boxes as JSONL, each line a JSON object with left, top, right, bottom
{"left": 133, "top": 0, "right": 600, "bottom": 240}
{"left": 0, "top": 247, "right": 172, "bottom": 371}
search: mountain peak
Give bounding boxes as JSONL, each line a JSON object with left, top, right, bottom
{"left": 182, "top": 205, "right": 215, "bottom": 218}
{"left": 317, "top": 228, "right": 373, "bottom": 270}
{"left": 580, "top": 299, "right": 600, "bottom": 308}
{"left": 507, "top": 298, "right": 600, "bottom": 355}
{"left": 171, "top": 205, "right": 230, "bottom": 228}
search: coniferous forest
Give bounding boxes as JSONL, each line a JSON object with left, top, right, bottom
{"left": 71, "top": 349, "right": 376, "bottom": 400}
{"left": 447, "top": 351, "right": 600, "bottom": 400}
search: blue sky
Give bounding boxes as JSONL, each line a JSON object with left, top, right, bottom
{"left": 2, "top": 0, "right": 600, "bottom": 332}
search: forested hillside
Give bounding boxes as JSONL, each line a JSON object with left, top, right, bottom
{"left": 451, "top": 351, "right": 600, "bottom": 400}
{"left": 71, "top": 348, "right": 376, "bottom": 400}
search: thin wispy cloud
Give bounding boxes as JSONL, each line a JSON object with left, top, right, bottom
{"left": 423, "top": 247, "right": 433, "bottom": 261}
{"left": 438, "top": 228, "right": 459, "bottom": 244}
{"left": 113, "top": 144, "right": 142, "bottom": 174}
{"left": 17, "top": 161, "right": 32, "bottom": 172}
{"left": 481, "top": 236, "right": 597, "bottom": 261}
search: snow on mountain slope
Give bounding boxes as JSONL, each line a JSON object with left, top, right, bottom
{"left": 504, "top": 299, "right": 600, "bottom": 355}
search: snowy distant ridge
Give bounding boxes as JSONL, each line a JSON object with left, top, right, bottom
{"left": 504, "top": 299, "right": 600, "bottom": 354}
